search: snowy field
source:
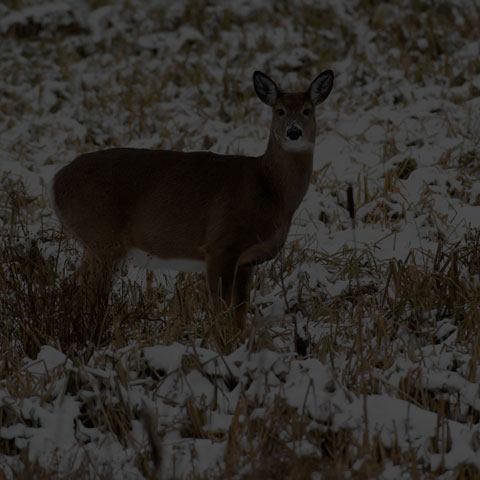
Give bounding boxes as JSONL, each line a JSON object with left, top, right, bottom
{"left": 1, "top": 0, "right": 480, "bottom": 478}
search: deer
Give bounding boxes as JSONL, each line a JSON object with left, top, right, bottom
{"left": 52, "top": 70, "right": 334, "bottom": 329}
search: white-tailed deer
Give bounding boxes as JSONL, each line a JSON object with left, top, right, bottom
{"left": 53, "top": 70, "right": 334, "bottom": 328}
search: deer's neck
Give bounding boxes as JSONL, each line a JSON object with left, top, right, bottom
{"left": 261, "top": 136, "right": 314, "bottom": 212}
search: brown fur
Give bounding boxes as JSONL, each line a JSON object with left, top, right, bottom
{"left": 52, "top": 70, "right": 334, "bottom": 328}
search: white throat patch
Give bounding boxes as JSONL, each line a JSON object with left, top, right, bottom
{"left": 281, "top": 138, "right": 315, "bottom": 153}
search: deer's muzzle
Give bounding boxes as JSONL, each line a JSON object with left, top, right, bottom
{"left": 286, "top": 125, "right": 302, "bottom": 140}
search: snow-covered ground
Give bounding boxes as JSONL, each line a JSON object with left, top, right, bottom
{"left": 1, "top": 0, "right": 480, "bottom": 478}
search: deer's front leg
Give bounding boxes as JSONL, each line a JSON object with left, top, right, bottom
{"left": 231, "top": 265, "right": 253, "bottom": 329}
{"left": 205, "top": 252, "right": 238, "bottom": 318}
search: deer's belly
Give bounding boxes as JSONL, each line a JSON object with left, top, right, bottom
{"left": 126, "top": 249, "right": 206, "bottom": 273}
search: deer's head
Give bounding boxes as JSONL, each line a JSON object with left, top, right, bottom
{"left": 253, "top": 70, "right": 334, "bottom": 153}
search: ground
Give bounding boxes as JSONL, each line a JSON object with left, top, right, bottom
{"left": 1, "top": 0, "right": 480, "bottom": 478}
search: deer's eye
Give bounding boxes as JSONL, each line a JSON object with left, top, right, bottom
{"left": 303, "top": 108, "right": 312, "bottom": 116}
{"left": 276, "top": 108, "right": 285, "bottom": 117}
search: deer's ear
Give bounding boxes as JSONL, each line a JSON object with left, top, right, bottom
{"left": 253, "top": 71, "right": 279, "bottom": 106}
{"left": 309, "top": 70, "right": 334, "bottom": 105}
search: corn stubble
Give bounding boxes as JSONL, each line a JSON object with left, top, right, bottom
{"left": 2, "top": 0, "right": 480, "bottom": 477}
{"left": 2, "top": 166, "right": 480, "bottom": 479}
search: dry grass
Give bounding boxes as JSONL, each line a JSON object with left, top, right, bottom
{"left": 2, "top": 173, "right": 480, "bottom": 478}
{"left": 1, "top": 0, "right": 480, "bottom": 478}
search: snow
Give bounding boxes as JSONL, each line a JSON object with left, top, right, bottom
{"left": 1, "top": 0, "right": 480, "bottom": 478}
{"left": 25, "top": 345, "right": 72, "bottom": 375}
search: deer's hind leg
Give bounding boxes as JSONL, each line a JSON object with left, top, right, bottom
{"left": 73, "top": 242, "right": 126, "bottom": 335}
{"left": 205, "top": 252, "right": 253, "bottom": 329}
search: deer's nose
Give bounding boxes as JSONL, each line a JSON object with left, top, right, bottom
{"left": 286, "top": 125, "right": 302, "bottom": 140}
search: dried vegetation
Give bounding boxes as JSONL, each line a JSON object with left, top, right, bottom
{"left": 1, "top": 0, "right": 480, "bottom": 478}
